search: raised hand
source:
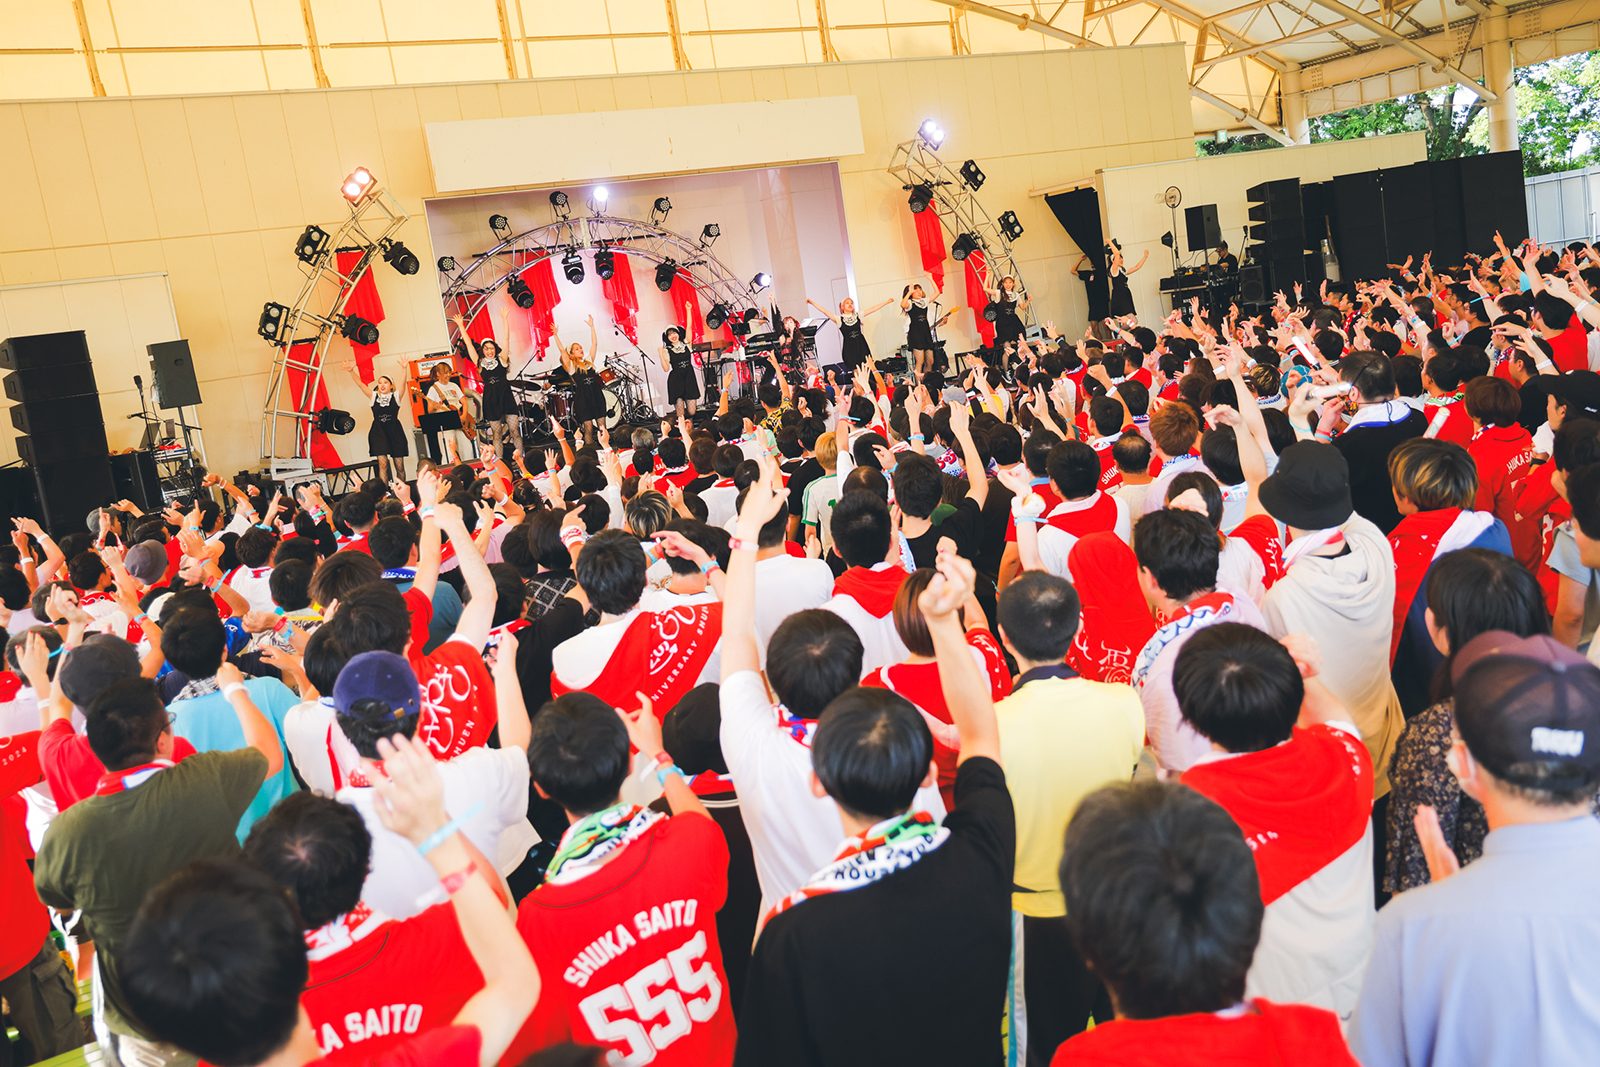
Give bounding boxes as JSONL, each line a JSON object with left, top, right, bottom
{"left": 615, "top": 693, "right": 665, "bottom": 759}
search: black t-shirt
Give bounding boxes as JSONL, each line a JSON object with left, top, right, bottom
{"left": 1518, "top": 374, "right": 1557, "bottom": 435}
{"left": 1333, "top": 409, "right": 1428, "bottom": 534}
{"left": 1217, "top": 252, "right": 1239, "bottom": 273}
{"left": 785, "top": 458, "right": 824, "bottom": 527}
{"left": 908, "top": 495, "right": 984, "bottom": 567}
{"left": 686, "top": 473, "right": 717, "bottom": 496}
{"left": 735, "top": 757, "right": 1015, "bottom": 1067}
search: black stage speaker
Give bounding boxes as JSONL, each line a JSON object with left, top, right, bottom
{"left": 1185, "top": 204, "right": 1221, "bottom": 252}
{"left": 2, "top": 329, "right": 114, "bottom": 534}
{"left": 111, "top": 450, "right": 163, "bottom": 512}
{"left": 149, "top": 339, "right": 203, "bottom": 409}
{"left": 27, "top": 456, "right": 116, "bottom": 533}
{"left": 1380, "top": 163, "right": 1436, "bottom": 265}
{"left": 1246, "top": 178, "right": 1305, "bottom": 291}
{"left": 1460, "top": 151, "right": 1529, "bottom": 249}
{"left": 1331, "top": 171, "right": 1388, "bottom": 280}
{"left": 0, "top": 330, "right": 90, "bottom": 372}
{"left": 1424, "top": 158, "right": 1468, "bottom": 268}
{"left": 1239, "top": 265, "right": 1267, "bottom": 304}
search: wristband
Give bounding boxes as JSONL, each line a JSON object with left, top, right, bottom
{"left": 656, "top": 763, "right": 687, "bottom": 787}
{"left": 132, "top": 612, "right": 149, "bottom": 626}
{"left": 559, "top": 525, "right": 588, "bottom": 548}
{"left": 728, "top": 537, "right": 758, "bottom": 553}
{"left": 908, "top": 433, "right": 925, "bottom": 443}
{"left": 418, "top": 506, "right": 436, "bottom": 520}
{"left": 253, "top": 522, "right": 272, "bottom": 530}
{"left": 206, "top": 577, "right": 224, "bottom": 593}
{"left": 221, "top": 682, "right": 247, "bottom": 701}
{"left": 402, "top": 502, "right": 416, "bottom": 514}
{"left": 649, "top": 750, "right": 674, "bottom": 769}
{"left": 440, "top": 861, "right": 478, "bottom": 896}
{"left": 699, "top": 559, "right": 722, "bottom": 575}
{"left": 416, "top": 803, "right": 483, "bottom": 856}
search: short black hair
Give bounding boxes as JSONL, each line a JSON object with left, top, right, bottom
{"left": 733, "top": 483, "right": 790, "bottom": 549}
{"left": 268, "top": 558, "right": 313, "bottom": 612}
{"left": 1048, "top": 440, "right": 1101, "bottom": 500}
{"left": 1023, "top": 430, "right": 1060, "bottom": 478}
{"left": 326, "top": 580, "right": 411, "bottom": 656}
{"left": 1425, "top": 548, "right": 1550, "bottom": 698}
{"left": 1166, "top": 470, "right": 1224, "bottom": 529}
{"left": 1535, "top": 291, "right": 1575, "bottom": 330}
{"left": 658, "top": 436, "right": 687, "bottom": 469}
{"left": 891, "top": 454, "right": 944, "bottom": 520}
{"left": 235, "top": 526, "right": 278, "bottom": 569}
{"left": 575, "top": 530, "right": 647, "bottom": 615}
{"left": 1088, "top": 395, "right": 1124, "bottom": 438}
{"left": 712, "top": 443, "right": 742, "bottom": 478}
{"left": 1199, "top": 427, "right": 1243, "bottom": 486}
{"left": 528, "top": 692, "right": 630, "bottom": 814}
{"left": 308, "top": 550, "right": 383, "bottom": 609}
{"left": 160, "top": 606, "right": 227, "bottom": 677}
{"left": 1133, "top": 509, "right": 1219, "bottom": 601}
{"left": 812, "top": 687, "right": 932, "bottom": 821}
{"left": 1571, "top": 464, "right": 1600, "bottom": 540}
{"left": 997, "top": 572, "right": 1081, "bottom": 663}
{"left": 301, "top": 625, "right": 349, "bottom": 697}
{"left": 1111, "top": 431, "right": 1151, "bottom": 474}
{"left": 1553, "top": 417, "right": 1600, "bottom": 474}
{"left": 830, "top": 490, "right": 892, "bottom": 568}
{"left": 85, "top": 676, "right": 169, "bottom": 771}
{"left": 1340, "top": 350, "right": 1396, "bottom": 400}
{"left": 767, "top": 609, "right": 864, "bottom": 718}
{"left": 120, "top": 860, "right": 307, "bottom": 1066}
{"left": 67, "top": 551, "right": 107, "bottom": 591}
{"left": 366, "top": 517, "right": 417, "bottom": 569}
{"left": 988, "top": 424, "right": 1023, "bottom": 466}
{"left": 243, "top": 792, "right": 370, "bottom": 930}
{"left": 525, "top": 510, "right": 572, "bottom": 572}
{"left": 1172, "top": 623, "right": 1303, "bottom": 752}
{"left": 1059, "top": 780, "right": 1262, "bottom": 1020}
{"left": 336, "top": 490, "right": 378, "bottom": 531}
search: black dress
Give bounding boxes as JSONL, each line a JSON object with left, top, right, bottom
{"left": 839, "top": 314, "right": 871, "bottom": 370}
{"left": 367, "top": 393, "right": 409, "bottom": 458}
{"left": 993, "top": 294, "right": 1024, "bottom": 347}
{"left": 571, "top": 366, "right": 606, "bottom": 422}
{"left": 1109, "top": 269, "right": 1136, "bottom": 318}
{"left": 665, "top": 342, "right": 700, "bottom": 402}
{"left": 906, "top": 300, "right": 934, "bottom": 349}
{"left": 478, "top": 354, "right": 514, "bottom": 422}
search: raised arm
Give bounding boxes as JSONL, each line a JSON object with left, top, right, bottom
{"left": 948, "top": 399, "right": 988, "bottom": 510}
{"left": 489, "top": 632, "right": 531, "bottom": 751}
{"left": 920, "top": 549, "right": 1000, "bottom": 765}
{"left": 412, "top": 470, "right": 442, "bottom": 602}
{"left": 618, "top": 694, "right": 710, "bottom": 820}
{"left": 434, "top": 502, "right": 496, "bottom": 649}
{"left": 216, "top": 661, "right": 284, "bottom": 777}
{"left": 1128, "top": 249, "right": 1151, "bottom": 274}
{"left": 722, "top": 459, "right": 788, "bottom": 680}
{"left": 806, "top": 298, "right": 840, "bottom": 326}
{"left": 586, "top": 315, "right": 598, "bottom": 361}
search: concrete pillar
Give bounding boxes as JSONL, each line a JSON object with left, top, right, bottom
{"left": 1484, "top": 9, "right": 1518, "bottom": 153}
{"left": 1282, "top": 63, "right": 1311, "bottom": 146}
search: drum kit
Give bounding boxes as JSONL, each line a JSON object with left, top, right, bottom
{"left": 508, "top": 354, "right": 655, "bottom": 441}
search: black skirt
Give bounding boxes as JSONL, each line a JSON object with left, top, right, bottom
{"left": 666, "top": 348, "right": 701, "bottom": 402}
{"left": 840, "top": 320, "right": 871, "bottom": 369}
{"left": 994, "top": 300, "right": 1024, "bottom": 346}
{"left": 480, "top": 360, "right": 514, "bottom": 422}
{"left": 368, "top": 405, "right": 409, "bottom": 458}
{"left": 1110, "top": 273, "right": 1136, "bottom": 318}
{"left": 907, "top": 305, "right": 934, "bottom": 350}
{"left": 572, "top": 370, "right": 606, "bottom": 421}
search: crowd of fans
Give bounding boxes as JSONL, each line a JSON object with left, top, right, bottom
{"left": 3, "top": 229, "right": 1600, "bottom": 1067}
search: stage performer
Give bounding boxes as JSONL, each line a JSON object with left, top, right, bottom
{"left": 901, "top": 281, "right": 941, "bottom": 376}
{"left": 807, "top": 296, "right": 894, "bottom": 372}
{"left": 451, "top": 309, "right": 519, "bottom": 461}
{"left": 419, "top": 361, "right": 473, "bottom": 464}
{"left": 553, "top": 315, "right": 606, "bottom": 443}
{"left": 1106, "top": 239, "right": 1149, "bottom": 321}
{"left": 345, "top": 362, "right": 411, "bottom": 480}
{"left": 985, "top": 275, "right": 1029, "bottom": 349}
{"left": 658, "top": 314, "right": 701, "bottom": 425}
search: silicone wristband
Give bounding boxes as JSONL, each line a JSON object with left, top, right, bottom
{"left": 699, "top": 559, "right": 722, "bottom": 575}
{"left": 728, "top": 537, "right": 758, "bottom": 553}
{"left": 416, "top": 803, "right": 484, "bottom": 856}
{"left": 656, "top": 764, "right": 687, "bottom": 787}
{"left": 440, "top": 861, "right": 478, "bottom": 896}
{"left": 221, "top": 682, "right": 247, "bottom": 701}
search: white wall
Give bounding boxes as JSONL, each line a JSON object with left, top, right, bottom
{"left": 1097, "top": 133, "right": 1428, "bottom": 317}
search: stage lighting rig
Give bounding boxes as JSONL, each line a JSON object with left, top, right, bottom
{"left": 998, "top": 211, "right": 1025, "bottom": 242}
{"left": 699, "top": 223, "right": 721, "bottom": 248}
{"left": 294, "top": 225, "right": 331, "bottom": 265}
{"left": 748, "top": 272, "right": 772, "bottom": 294}
{"left": 588, "top": 187, "right": 610, "bottom": 215}
{"left": 314, "top": 407, "right": 357, "bottom": 435}
{"left": 550, "top": 191, "right": 571, "bottom": 221}
{"left": 706, "top": 303, "right": 729, "bottom": 330}
{"left": 561, "top": 248, "right": 585, "bottom": 285}
{"left": 655, "top": 259, "right": 678, "bottom": 292}
{"left": 594, "top": 246, "right": 615, "bottom": 280}
{"left": 380, "top": 239, "right": 419, "bottom": 276}
{"left": 507, "top": 274, "right": 535, "bottom": 309}
{"left": 651, "top": 197, "right": 673, "bottom": 226}
{"left": 258, "top": 302, "right": 290, "bottom": 342}
{"left": 984, "top": 302, "right": 1000, "bottom": 323}
{"left": 951, "top": 232, "right": 980, "bottom": 261}
{"left": 918, "top": 120, "right": 945, "bottom": 149}
{"left": 341, "top": 167, "right": 376, "bottom": 204}
{"left": 959, "top": 160, "right": 986, "bottom": 191}
{"left": 436, "top": 256, "right": 457, "bottom": 273}
{"left": 338, "top": 315, "right": 380, "bottom": 346}
{"left": 489, "top": 214, "right": 512, "bottom": 240}
{"left": 908, "top": 183, "right": 935, "bottom": 214}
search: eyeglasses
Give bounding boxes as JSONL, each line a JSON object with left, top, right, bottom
{"left": 166, "top": 712, "right": 177, "bottom": 729}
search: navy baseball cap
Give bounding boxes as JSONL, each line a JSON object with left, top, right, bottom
{"left": 332, "top": 651, "right": 421, "bottom": 723}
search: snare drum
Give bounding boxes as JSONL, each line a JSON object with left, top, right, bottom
{"left": 545, "top": 388, "right": 572, "bottom": 421}
{"left": 598, "top": 368, "right": 618, "bottom": 384}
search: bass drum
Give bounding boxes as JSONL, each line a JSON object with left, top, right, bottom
{"left": 602, "top": 386, "right": 625, "bottom": 430}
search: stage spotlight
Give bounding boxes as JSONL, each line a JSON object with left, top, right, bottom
{"left": 655, "top": 259, "right": 677, "bottom": 292}
{"left": 706, "top": 303, "right": 729, "bottom": 330}
{"left": 314, "top": 407, "right": 357, "bottom": 435}
{"left": 998, "top": 211, "right": 1024, "bottom": 241}
{"left": 561, "top": 248, "right": 585, "bottom": 285}
{"left": 594, "top": 246, "right": 615, "bottom": 281}
{"left": 488, "top": 214, "right": 511, "bottom": 239}
{"left": 918, "top": 119, "right": 946, "bottom": 149}
{"left": 700, "top": 223, "right": 721, "bottom": 248}
{"left": 959, "top": 160, "right": 986, "bottom": 191}
{"left": 983, "top": 302, "right": 1000, "bottom": 323}
{"left": 294, "top": 225, "right": 330, "bottom": 265}
{"left": 651, "top": 197, "right": 673, "bottom": 225}
{"left": 436, "top": 256, "right": 457, "bottom": 273}
{"left": 258, "top": 302, "right": 289, "bottom": 342}
{"left": 340, "top": 167, "right": 375, "bottom": 204}
{"left": 507, "top": 275, "right": 535, "bottom": 309}
{"left": 908, "top": 183, "right": 934, "bottom": 214}
{"left": 588, "top": 186, "right": 610, "bottom": 214}
{"left": 339, "top": 315, "right": 380, "bottom": 346}
{"left": 951, "top": 232, "right": 980, "bottom": 261}
{"left": 730, "top": 316, "right": 751, "bottom": 338}
{"left": 748, "top": 272, "right": 772, "bottom": 294}
{"left": 550, "top": 191, "right": 571, "bottom": 220}
{"left": 1160, "top": 231, "right": 1175, "bottom": 249}
{"left": 380, "top": 239, "right": 419, "bottom": 276}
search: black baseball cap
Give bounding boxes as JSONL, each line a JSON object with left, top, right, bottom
{"left": 1259, "top": 441, "right": 1354, "bottom": 531}
{"left": 1552, "top": 370, "right": 1600, "bottom": 421}
{"left": 1453, "top": 631, "right": 1600, "bottom": 792}
{"left": 59, "top": 634, "right": 141, "bottom": 709}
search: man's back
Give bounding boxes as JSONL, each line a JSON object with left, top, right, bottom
{"left": 1351, "top": 816, "right": 1600, "bottom": 1067}
{"left": 1333, "top": 407, "right": 1427, "bottom": 533}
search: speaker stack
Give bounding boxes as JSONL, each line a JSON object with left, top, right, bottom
{"left": 1184, "top": 204, "right": 1221, "bottom": 254}
{"left": 1245, "top": 179, "right": 1309, "bottom": 296}
{"left": 1, "top": 331, "right": 115, "bottom": 534}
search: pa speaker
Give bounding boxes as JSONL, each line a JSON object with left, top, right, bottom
{"left": 11, "top": 396, "right": 109, "bottom": 461}
{"left": 28, "top": 455, "right": 115, "bottom": 535}
{"left": 1239, "top": 266, "right": 1267, "bottom": 304}
{"left": 0, "top": 331, "right": 90, "bottom": 373}
{"left": 1185, "top": 204, "right": 1221, "bottom": 252}
{"left": 149, "top": 339, "right": 203, "bottom": 409}
{"left": 111, "top": 450, "right": 163, "bottom": 512}
{"left": 1247, "top": 179, "right": 1301, "bottom": 220}
{"left": 1460, "top": 151, "right": 1529, "bottom": 251}
{"left": 4, "top": 362, "right": 99, "bottom": 403}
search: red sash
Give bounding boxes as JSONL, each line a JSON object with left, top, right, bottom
{"left": 1183, "top": 725, "right": 1373, "bottom": 905}
{"left": 94, "top": 758, "right": 174, "bottom": 796}
{"left": 832, "top": 565, "right": 909, "bottom": 619}
{"left": 552, "top": 603, "right": 722, "bottom": 713}
{"left": 1045, "top": 492, "right": 1120, "bottom": 539}
{"left": 1387, "top": 507, "right": 1463, "bottom": 663}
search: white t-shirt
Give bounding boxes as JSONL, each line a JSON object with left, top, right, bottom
{"left": 718, "top": 669, "right": 946, "bottom": 916}
{"left": 700, "top": 482, "right": 740, "bottom": 529}
{"left": 822, "top": 592, "right": 908, "bottom": 677}
{"left": 802, "top": 473, "right": 842, "bottom": 555}
{"left": 226, "top": 565, "right": 277, "bottom": 616}
{"left": 752, "top": 554, "right": 836, "bottom": 666}
{"left": 551, "top": 604, "right": 722, "bottom": 690}
{"left": 1036, "top": 495, "right": 1133, "bottom": 578}
{"left": 282, "top": 698, "right": 355, "bottom": 797}
{"left": 427, "top": 381, "right": 466, "bottom": 410}
{"left": 340, "top": 744, "right": 537, "bottom": 920}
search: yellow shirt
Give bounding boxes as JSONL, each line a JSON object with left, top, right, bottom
{"left": 996, "top": 668, "right": 1144, "bottom": 917}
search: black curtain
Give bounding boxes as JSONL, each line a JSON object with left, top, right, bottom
{"left": 1046, "top": 187, "right": 1111, "bottom": 322}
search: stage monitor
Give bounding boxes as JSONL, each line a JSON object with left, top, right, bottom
{"left": 1460, "top": 151, "right": 1529, "bottom": 249}
{"left": 1185, "top": 204, "right": 1220, "bottom": 253}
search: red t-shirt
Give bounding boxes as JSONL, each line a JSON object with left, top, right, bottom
{"left": 1091, "top": 438, "right": 1125, "bottom": 493}
{"left": 1005, "top": 482, "right": 1061, "bottom": 543}
{"left": 1469, "top": 423, "right": 1535, "bottom": 562}
{"left": 37, "top": 718, "right": 198, "bottom": 811}
{"left": 0, "top": 794, "right": 47, "bottom": 982}
{"left": 1422, "top": 399, "right": 1474, "bottom": 448}
{"left": 1051, "top": 999, "right": 1357, "bottom": 1066}
{"left": 1225, "top": 513, "right": 1286, "bottom": 591}
{"left": 401, "top": 591, "right": 496, "bottom": 761}
{"left": 1549, "top": 323, "right": 1589, "bottom": 374}
{"left": 308, "top": 1025, "right": 482, "bottom": 1066}
{"left": 303, "top": 903, "right": 482, "bottom": 1061}
{"left": 509, "top": 813, "right": 735, "bottom": 1067}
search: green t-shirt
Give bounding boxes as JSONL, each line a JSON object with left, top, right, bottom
{"left": 33, "top": 748, "right": 267, "bottom": 1037}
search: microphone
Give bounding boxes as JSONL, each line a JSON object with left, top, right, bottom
{"left": 134, "top": 374, "right": 143, "bottom": 391}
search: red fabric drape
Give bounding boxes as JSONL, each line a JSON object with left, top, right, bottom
{"left": 966, "top": 250, "right": 997, "bottom": 348}
{"left": 517, "top": 256, "right": 562, "bottom": 355}
{"left": 283, "top": 341, "right": 344, "bottom": 470}
{"left": 603, "top": 254, "right": 640, "bottom": 344}
{"left": 335, "top": 251, "right": 386, "bottom": 383}
{"left": 449, "top": 295, "right": 495, "bottom": 391}
{"left": 913, "top": 205, "right": 946, "bottom": 294}
{"left": 669, "top": 273, "right": 705, "bottom": 345}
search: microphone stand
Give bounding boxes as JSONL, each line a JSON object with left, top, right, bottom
{"left": 613, "top": 323, "right": 659, "bottom": 416}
